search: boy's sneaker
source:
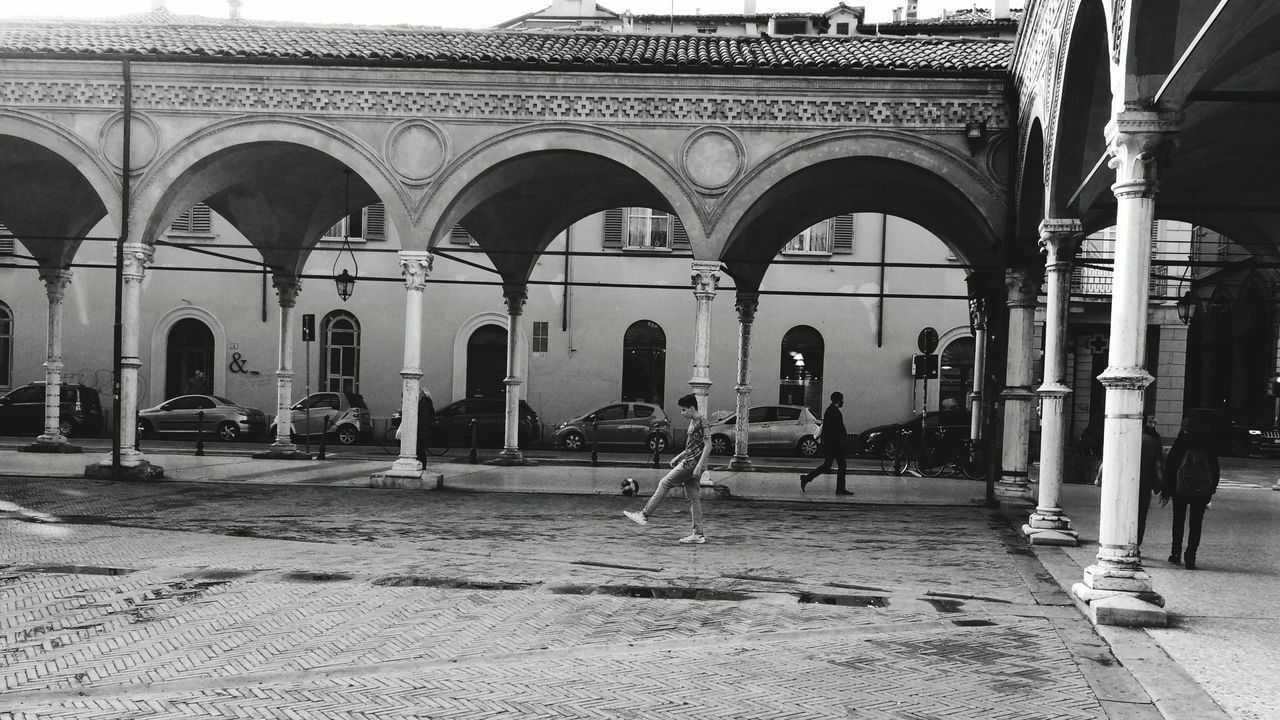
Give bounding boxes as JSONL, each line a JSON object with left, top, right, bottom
{"left": 624, "top": 510, "right": 648, "bottom": 526}
{"left": 677, "top": 532, "right": 706, "bottom": 545}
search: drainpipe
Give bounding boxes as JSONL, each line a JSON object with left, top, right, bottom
{"left": 876, "top": 213, "right": 888, "bottom": 347}
{"left": 112, "top": 58, "right": 132, "bottom": 476}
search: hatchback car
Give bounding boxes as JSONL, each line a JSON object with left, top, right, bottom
{"left": 0, "top": 382, "right": 103, "bottom": 438}
{"left": 707, "top": 404, "right": 822, "bottom": 457}
{"left": 854, "top": 410, "right": 971, "bottom": 457}
{"left": 552, "top": 402, "right": 672, "bottom": 453}
{"left": 268, "top": 391, "right": 373, "bottom": 445}
{"left": 430, "top": 398, "right": 540, "bottom": 448}
{"left": 138, "top": 394, "right": 268, "bottom": 441}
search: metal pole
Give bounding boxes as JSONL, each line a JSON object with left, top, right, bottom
{"left": 195, "top": 410, "right": 205, "bottom": 456}
{"left": 111, "top": 58, "right": 132, "bottom": 478}
{"left": 591, "top": 419, "right": 599, "bottom": 465}
{"left": 469, "top": 418, "right": 478, "bottom": 464}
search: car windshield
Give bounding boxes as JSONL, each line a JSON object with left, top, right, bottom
{"left": 213, "top": 396, "right": 235, "bottom": 405}
{"left": 346, "top": 394, "right": 369, "bottom": 409}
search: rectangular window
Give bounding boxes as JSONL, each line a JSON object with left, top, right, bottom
{"left": 836, "top": 22, "right": 850, "bottom": 34}
{"left": 626, "top": 208, "right": 671, "bottom": 250}
{"left": 696, "top": 26, "right": 717, "bottom": 34}
{"left": 774, "top": 19, "right": 808, "bottom": 34}
{"left": 169, "top": 203, "right": 213, "bottom": 236}
{"left": 784, "top": 219, "right": 834, "bottom": 254}
{"left": 532, "top": 321, "right": 549, "bottom": 353}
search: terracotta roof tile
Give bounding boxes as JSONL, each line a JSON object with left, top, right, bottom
{"left": 0, "top": 11, "right": 1011, "bottom": 75}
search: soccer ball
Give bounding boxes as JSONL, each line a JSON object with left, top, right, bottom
{"left": 620, "top": 478, "right": 639, "bottom": 496}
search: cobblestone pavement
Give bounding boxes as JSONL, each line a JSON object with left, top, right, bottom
{"left": 2, "top": 478, "right": 1153, "bottom": 719}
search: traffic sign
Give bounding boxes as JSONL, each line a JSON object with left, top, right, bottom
{"left": 917, "top": 326, "right": 939, "bottom": 355}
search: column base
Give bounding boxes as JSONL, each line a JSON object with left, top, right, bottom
{"left": 727, "top": 455, "right": 754, "bottom": 471}
{"left": 493, "top": 449, "right": 535, "bottom": 466}
{"left": 84, "top": 459, "right": 164, "bottom": 482}
{"left": 370, "top": 469, "right": 443, "bottom": 490}
{"left": 1071, "top": 584, "right": 1167, "bottom": 627}
{"left": 23, "top": 438, "right": 82, "bottom": 453}
{"left": 251, "top": 448, "right": 313, "bottom": 460}
{"left": 1022, "top": 525, "right": 1079, "bottom": 546}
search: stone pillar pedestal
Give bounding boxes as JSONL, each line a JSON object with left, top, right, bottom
{"left": 382, "top": 252, "right": 436, "bottom": 479}
{"left": 690, "top": 261, "right": 720, "bottom": 483}
{"left": 255, "top": 274, "right": 310, "bottom": 460}
{"left": 496, "top": 283, "right": 531, "bottom": 466}
{"left": 26, "top": 268, "right": 80, "bottom": 454}
{"left": 996, "top": 268, "right": 1041, "bottom": 502}
{"left": 729, "top": 291, "right": 758, "bottom": 471}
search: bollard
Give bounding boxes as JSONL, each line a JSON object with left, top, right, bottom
{"left": 304, "top": 407, "right": 311, "bottom": 453}
{"left": 469, "top": 418, "right": 478, "bottom": 464}
{"left": 651, "top": 441, "right": 661, "bottom": 469}
{"left": 316, "top": 416, "right": 330, "bottom": 460}
{"left": 590, "top": 419, "right": 599, "bottom": 465}
{"left": 195, "top": 410, "right": 205, "bottom": 456}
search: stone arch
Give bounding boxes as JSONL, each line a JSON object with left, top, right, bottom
{"left": 418, "top": 123, "right": 708, "bottom": 277}
{"left": 451, "top": 312, "right": 529, "bottom": 403}
{"left": 1048, "top": 0, "right": 1113, "bottom": 220}
{"left": 130, "top": 116, "right": 409, "bottom": 271}
{"left": 148, "top": 305, "right": 228, "bottom": 406}
{"left": 716, "top": 129, "right": 1005, "bottom": 288}
{"left": 1017, "top": 118, "right": 1048, "bottom": 243}
{"left": 935, "top": 325, "right": 975, "bottom": 412}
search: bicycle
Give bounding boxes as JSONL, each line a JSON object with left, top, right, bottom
{"left": 880, "top": 427, "right": 988, "bottom": 480}
{"left": 381, "top": 411, "right": 449, "bottom": 457}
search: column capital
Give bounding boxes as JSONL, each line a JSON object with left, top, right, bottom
{"left": 271, "top": 273, "right": 303, "bottom": 308}
{"left": 1037, "top": 218, "right": 1082, "bottom": 266}
{"left": 1004, "top": 267, "right": 1042, "bottom": 308}
{"left": 691, "top": 260, "right": 722, "bottom": 298}
{"left": 1105, "top": 110, "right": 1180, "bottom": 195}
{"left": 734, "top": 290, "right": 759, "bottom": 322}
{"left": 37, "top": 267, "right": 73, "bottom": 301}
{"left": 121, "top": 242, "right": 154, "bottom": 281}
{"left": 399, "top": 251, "right": 434, "bottom": 291}
{"left": 502, "top": 284, "right": 528, "bottom": 316}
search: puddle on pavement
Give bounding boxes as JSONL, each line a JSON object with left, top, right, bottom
{"left": 18, "top": 564, "right": 136, "bottom": 576}
{"left": 547, "top": 584, "right": 754, "bottom": 602}
{"left": 922, "top": 597, "right": 965, "bottom": 613}
{"left": 796, "top": 592, "right": 889, "bottom": 608}
{"left": 952, "top": 619, "right": 997, "bottom": 627}
{"left": 371, "top": 576, "right": 531, "bottom": 591}
{"left": 280, "top": 572, "right": 354, "bottom": 583}
{"left": 721, "top": 573, "right": 798, "bottom": 584}
{"left": 182, "top": 569, "right": 255, "bottom": 581}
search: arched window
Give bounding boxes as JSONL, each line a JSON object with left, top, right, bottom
{"left": 321, "top": 311, "right": 361, "bottom": 393}
{"left": 0, "top": 302, "right": 12, "bottom": 389}
{"left": 622, "top": 320, "right": 666, "bottom": 406}
{"left": 779, "top": 326, "right": 824, "bottom": 415}
{"left": 466, "top": 324, "right": 508, "bottom": 398}
{"left": 939, "top": 337, "right": 975, "bottom": 411}
{"left": 165, "top": 317, "right": 214, "bottom": 399}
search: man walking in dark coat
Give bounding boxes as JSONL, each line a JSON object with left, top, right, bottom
{"left": 801, "top": 391, "right": 849, "bottom": 495}
{"left": 415, "top": 388, "right": 435, "bottom": 466}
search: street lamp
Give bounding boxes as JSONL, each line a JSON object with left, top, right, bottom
{"left": 1176, "top": 289, "right": 1199, "bottom": 325}
{"left": 331, "top": 169, "right": 358, "bottom": 302}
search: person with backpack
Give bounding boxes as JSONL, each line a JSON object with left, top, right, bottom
{"left": 1161, "top": 414, "right": 1220, "bottom": 570}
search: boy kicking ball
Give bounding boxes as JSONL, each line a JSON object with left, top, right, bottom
{"left": 624, "top": 393, "right": 712, "bottom": 544}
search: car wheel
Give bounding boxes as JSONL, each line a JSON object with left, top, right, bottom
{"left": 710, "top": 434, "right": 731, "bottom": 455}
{"left": 796, "top": 436, "right": 820, "bottom": 457}
{"left": 137, "top": 420, "right": 153, "bottom": 439}
{"left": 217, "top": 422, "right": 240, "bottom": 442}
{"left": 646, "top": 434, "right": 668, "bottom": 453}
{"left": 561, "top": 430, "right": 585, "bottom": 451}
{"left": 55, "top": 418, "right": 76, "bottom": 437}
{"left": 335, "top": 424, "right": 359, "bottom": 445}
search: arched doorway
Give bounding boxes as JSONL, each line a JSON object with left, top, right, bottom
{"left": 165, "top": 318, "right": 214, "bottom": 399}
{"left": 779, "top": 325, "right": 824, "bottom": 415}
{"left": 467, "top": 324, "right": 508, "bottom": 399}
{"left": 939, "top": 337, "right": 975, "bottom": 410}
{"left": 321, "top": 311, "right": 361, "bottom": 393}
{"left": 621, "top": 320, "right": 666, "bottom": 407}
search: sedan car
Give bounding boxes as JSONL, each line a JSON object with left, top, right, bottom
{"left": 0, "top": 382, "right": 104, "bottom": 438}
{"left": 707, "top": 404, "right": 822, "bottom": 457}
{"left": 552, "top": 402, "right": 672, "bottom": 453}
{"left": 268, "top": 391, "right": 373, "bottom": 445}
{"left": 853, "top": 410, "right": 971, "bottom": 457}
{"left": 138, "top": 394, "right": 268, "bottom": 441}
{"left": 429, "top": 398, "right": 541, "bottom": 448}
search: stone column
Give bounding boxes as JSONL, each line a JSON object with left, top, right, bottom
{"left": 1072, "top": 111, "right": 1177, "bottom": 627}
{"left": 29, "top": 268, "right": 76, "bottom": 452}
{"left": 266, "top": 274, "right": 302, "bottom": 454}
{"left": 689, "top": 261, "right": 721, "bottom": 417}
{"left": 730, "top": 291, "right": 759, "bottom": 471}
{"left": 1025, "top": 219, "right": 1082, "bottom": 545}
{"left": 497, "top": 283, "right": 528, "bottom": 464}
{"left": 968, "top": 304, "right": 987, "bottom": 444}
{"left": 113, "top": 242, "right": 153, "bottom": 467}
{"left": 387, "top": 251, "right": 433, "bottom": 477}
{"left": 996, "top": 267, "right": 1042, "bottom": 501}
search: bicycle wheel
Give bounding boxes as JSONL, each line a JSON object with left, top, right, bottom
{"left": 880, "top": 446, "right": 909, "bottom": 476}
{"left": 960, "top": 449, "right": 989, "bottom": 480}
{"left": 917, "top": 445, "right": 949, "bottom": 477}
{"left": 424, "top": 437, "right": 450, "bottom": 456}
{"left": 381, "top": 427, "right": 399, "bottom": 455}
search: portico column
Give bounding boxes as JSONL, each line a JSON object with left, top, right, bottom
{"left": 996, "top": 267, "right": 1042, "bottom": 501}
{"left": 388, "top": 251, "right": 433, "bottom": 476}
{"left": 112, "top": 242, "right": 153, "bottom": 467}
{"left": 689, "top": 261, "right": 721, "bottom": 417}
{"left": 30, "top": 268, "right": 76, "bottom": 451}
{"left": 1072, "top": 112, "right": 1177, "bottom": 627}
{"left": 968, "top": 304, "right": 987, "bottom": 445}
{"left": 1025, "top": 219, "right": 1083, "bottom": 545}
{"left": 268, "top": 274, "right": 302, "bottom": 453}
{"left": 729, "top": 290, "right": 759, "bottom": 471}
{"left": 497, "top": 283, "right": 528, "bottom": 464}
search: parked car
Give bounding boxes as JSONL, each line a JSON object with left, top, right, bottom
{"left": 0, "top": 381, "right": 104, "bottom": 438}
{"left": 853, "top": 410, "right": 971, "bottom": 457}
{"left": 552, "top": 402, "right": 672, "bottom": 453}
{"left": 429, "top": 398, "right": 540, "bottom": 448}
{"left": 1185, "top": 407, "right": 1265, "bottom": 457}
{"left": 268, "top": 391, "right": 373, "bottom": 445}
{"left": 707, "top": 404, "right": 822, "bottom": 457}
{"left": 138, "top": 394, "right": 268, "bottom": 441}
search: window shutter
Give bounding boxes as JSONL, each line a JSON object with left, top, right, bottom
{"left": 603, "top": 208, "right": 623, "bottom": 249}
{"left": 832, "top": 215, "right": 854, "bottom": 254}
{"left": 191, "top": 204, "right": 212, "bottom": 234}
{"left": 672, "top": 216, "right": 690, "bottom": 250}
{"left": 364, "top": 204, "right": 386, "bottom": 241}
{"left": 450, "top": 225, "right": 473, "bottom": 245}
{"left": 0, "top": 222, "right": 13, "bottom": 256}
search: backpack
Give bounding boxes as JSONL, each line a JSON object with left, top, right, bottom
{"left": 1175, "top": 448, "right": 1214, "bottom": 500}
